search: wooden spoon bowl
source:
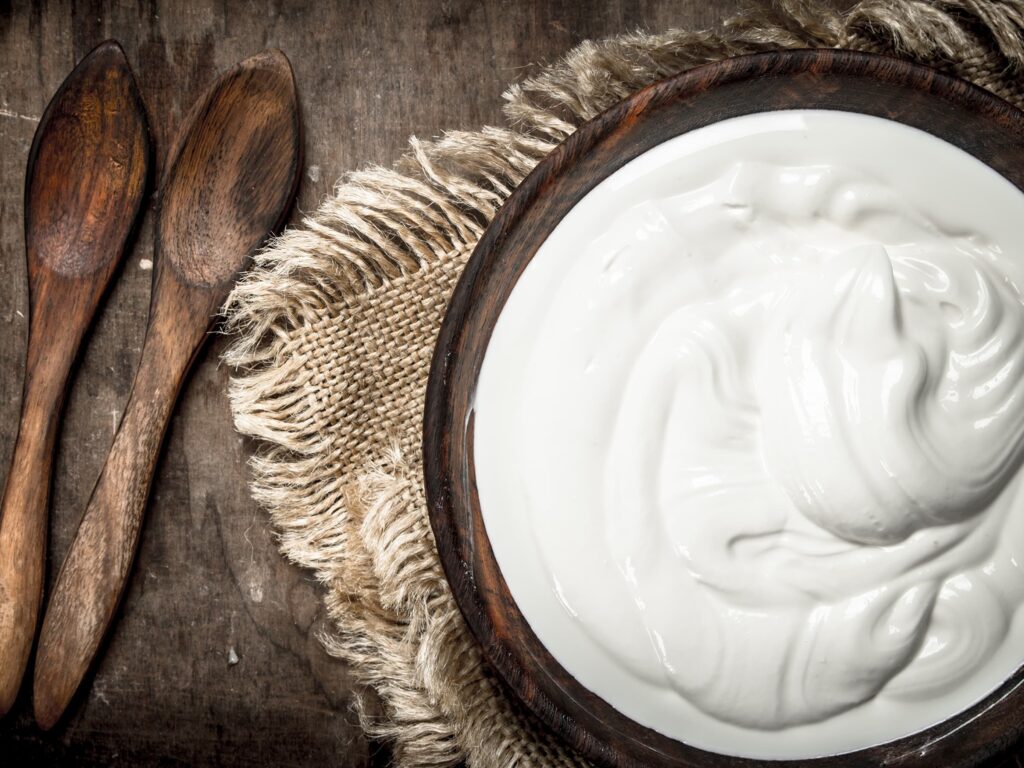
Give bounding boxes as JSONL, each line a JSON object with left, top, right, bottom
{"left": 424, "top": 50, "right": 1024, "bottom": 768}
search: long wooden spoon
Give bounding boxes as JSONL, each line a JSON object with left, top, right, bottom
{"left": 32, "top": 49, "right": 301, "bottom": 729}
{"left": 0, "top": 41, "right": 150, "bottom": 718}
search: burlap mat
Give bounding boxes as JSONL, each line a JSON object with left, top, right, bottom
{"left": 222, "top": 2, "right": 1024, "bottom": 765}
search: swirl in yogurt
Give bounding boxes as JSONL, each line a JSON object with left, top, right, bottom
{"left": 474, "top": 111, "right": 1024, "bottom": 758}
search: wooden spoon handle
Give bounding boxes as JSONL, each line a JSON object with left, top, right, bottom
{"left": 0, "top": 278, "right": 102, "bottom": 716}
{"left": 33, "top": 325, "right": 192, "bottom": 730}
{"left": 0, "top": 384, "right": 62, "bottom": 715}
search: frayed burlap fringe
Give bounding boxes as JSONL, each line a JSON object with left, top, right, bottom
{"left": 223, "top": 2, "right": 1024, "bottom": 766}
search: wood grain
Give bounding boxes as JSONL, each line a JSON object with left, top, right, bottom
{"left": 424, "top": 49, "right": 1024, "bottom": 768}
{"left": 0, "top": 39, "right": 149, "bottom": 719}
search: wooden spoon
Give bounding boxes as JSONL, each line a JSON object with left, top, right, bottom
{"left": 0, "top": 40, "right": 150, "bottom": 718}
{"left": 32, "top": 49, "right": 301, "bottom": 729}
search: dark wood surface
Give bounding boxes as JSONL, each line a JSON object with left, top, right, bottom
{"left": 0, "top": 1, "right": 744, "bottom": 766}
{"left": 424, "top": 50, "right": 1024, "bottom": 768}
{"left": 33, "top": 48, "right": 300, "bottom": 731}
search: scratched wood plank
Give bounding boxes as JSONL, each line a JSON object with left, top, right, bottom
{"left": 0, "top": 1, "right": 740, "bottom": 765}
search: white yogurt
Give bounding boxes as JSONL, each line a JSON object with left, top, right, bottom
{"left": 473, "top": 110, "right": 1024, "bottom": 759}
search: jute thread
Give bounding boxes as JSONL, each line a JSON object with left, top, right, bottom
{"left": 223, "top": 2, "right": 1024, "bottom": 765}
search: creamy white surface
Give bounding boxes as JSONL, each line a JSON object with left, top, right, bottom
{"left": 473, "top": 111, "right": 1024, "bottom": 759}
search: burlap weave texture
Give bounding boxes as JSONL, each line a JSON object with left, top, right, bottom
{"left": 224, "top": 2, "right": 1024, "bottom": 765}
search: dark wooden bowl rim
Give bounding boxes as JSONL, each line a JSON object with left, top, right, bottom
{"left": 424, "top": 49, "right": 1024, "bottom": 768}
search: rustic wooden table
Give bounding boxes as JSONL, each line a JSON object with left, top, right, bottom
{"left": 1, "top": 2, "right": 1022, "bottom": 767}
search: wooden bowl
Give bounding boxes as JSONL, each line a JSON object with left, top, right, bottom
{"left": 423, "top": 49, "right": 1024, "bottom": 768}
